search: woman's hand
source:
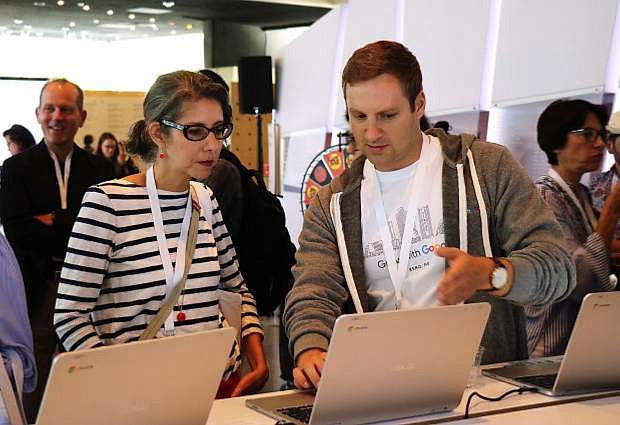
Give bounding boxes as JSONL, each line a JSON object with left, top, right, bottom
{"left": 231, "top": 333, "right": 269, "bottom": 397}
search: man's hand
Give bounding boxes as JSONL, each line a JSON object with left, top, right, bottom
{"left": 33, "top": 213, "right": 54, "bottom": 226}
{"left": 293, "top": 348, "right": 327, "bottom": 389}
{"left": 434, "top": 247, "right": 495, "bottom": 305}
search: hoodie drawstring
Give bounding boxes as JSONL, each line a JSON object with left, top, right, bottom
{"left": 457, "top": 150, "right": 493, "bottom": 257}
{"left": 457, "top": 163, "right": 468, "bottom": 253}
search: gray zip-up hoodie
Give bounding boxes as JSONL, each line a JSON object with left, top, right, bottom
{"left": 284, "top": 129, "right": 576, "bottom": 364}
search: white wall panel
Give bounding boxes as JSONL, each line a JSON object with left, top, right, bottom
{"left": 492, "top": 0, "right": 617, "bottom": 106}
{"left": 0, "top": 34, "right": 204, "bottom": 92}
{"left": 403, "top": 0, "right": 490, "bottom": 115}
{"left": 275, "top": 7, "right": 343, "bottom": 135}
{"left": 333, "top": 0, "right": 400, "bottom": 127}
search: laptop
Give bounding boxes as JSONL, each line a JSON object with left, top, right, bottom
{"left": 483, "top": 291, "right": 620, "bottom": 396}
{"left": 35, "top": 327, "right": 235, "bottom": 425}
{"left": 247, "top": 303, "right": 491, "bottom": 425}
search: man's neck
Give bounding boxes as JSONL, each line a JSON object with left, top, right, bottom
{"left": 614, "top": 162, "right": 620, "bottom": 178}
{"left": 551, "top": 165, "right": 581, "bottom": 185}
{"left": 46, "top": 140, "right": 74, "bottom": 162}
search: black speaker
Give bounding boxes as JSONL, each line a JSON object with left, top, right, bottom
{"left": 238, "top": 56, "right": 273, "bottom": 114}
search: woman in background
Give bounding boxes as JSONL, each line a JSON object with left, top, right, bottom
{"left": 527, "top": 99, "right": 620, "bottom": 357}
{"left": 97, "top": 132, "right": 138, "bottom": 177}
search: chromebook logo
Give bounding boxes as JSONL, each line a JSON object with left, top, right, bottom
{"left": 67, "top": 365, "right": 94, "bottom": 374}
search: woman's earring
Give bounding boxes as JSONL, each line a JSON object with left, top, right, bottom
{"left": 159, "top": 152, "right": 166, "bottom": 159}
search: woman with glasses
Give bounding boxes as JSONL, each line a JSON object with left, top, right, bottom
{"left": 53, "top": 71, "right": 268, "bottom": 397}
{"left": 526, "top": 99, "right": 620, "bottom": 358}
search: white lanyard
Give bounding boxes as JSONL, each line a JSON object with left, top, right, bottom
{"left": 368, "top": 135, "right": 433, "bottom": 309}
{"left": 49, "top": 150, "right": 72, "bottom": 210}
{"left": 146, "top": 166, "right": 193, "bottom": 335}
{"left": 548, "top": 169, "right": 597, "bottom": 233}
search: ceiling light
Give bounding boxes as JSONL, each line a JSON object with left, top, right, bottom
{"left": 24, "top": 25, "right": 33, "bottom": 30}
{"left": 169, "top": 21, "right": 175, "bottom": 26}
{"left": 170, "top": 30, "right": 176, "bottom": 35}
{"left": 33, "top": 2, "right": 46, "bottom": 6}
{"left": 99, "top": 23, "right": 136, "bottom": 30}
{"left": 13, "top": 19, "right": 24, "bottom": 25}
{"left": 162, "top": 1, "right": 175, "bottom": 8}
{"left": 128, "top": 13, "right": 135, "bottom": 20}
{"left": 93, "top": 19, "right": 99, "bottom": 24}
{"left": 185, "top": 23, "right": 193, "bottom": 30}
{"left": 130, "top": 24, "right": 136, "bottom": 31}
{"left": 82, "top": 4, "right": 90, "bottom": 11}
{"left": 77, "top": 2, "right": 84, "bottom": 6}
{"left": 36, "top": 31, "right": 44, "bottom": 36}
{"left": 106, "top": 9, "right": 114, "bottom": 16}
{"left": 62, "top": 26, "right": 69, "bottom": 31}
{"left": 151, "top": 24, "right": 159, "bottom": 31}
{"left": 69, "top": 21, "right": 76, "bottom": 27}
{"left": 127, "top": 7, "right": 171, "bottom": 15}
{"left": 57, "top": 0, "right": 64, "bottom": 5}
{"left": 149, "top": 17, "right": 156, "bottom": 23}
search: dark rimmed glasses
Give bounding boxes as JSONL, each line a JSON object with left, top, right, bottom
{"left": 159, "top": 119, "right": 233, "bottom": 141}
{"left": 569, "top": 127, "right": 610, "bottom": 144}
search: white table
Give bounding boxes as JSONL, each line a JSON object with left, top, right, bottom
{"left": 452, "top": 395, "right": 620, "bottom": 424}
{"left": 207, "top": 376, "right": 620, "bottom": 424}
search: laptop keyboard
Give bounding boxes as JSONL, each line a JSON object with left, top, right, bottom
{"left": 515, "top": 374, "right": 558, "bottom": 390}
{"left": 277, "top": 404, "right": 313, "bottom": 423}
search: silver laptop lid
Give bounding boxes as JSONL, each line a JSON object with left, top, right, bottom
{"left": 309, "top": 302, "right": 491, "bottom": 425}
{"left": 36, "top": 328, "right": 235, "bottom": 425}
{"left": 554, "top": 291, "right": 620, "bottom": 394}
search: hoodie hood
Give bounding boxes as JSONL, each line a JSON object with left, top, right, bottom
{"left": 425, "top": 127, "right": 477, "bottom": 169}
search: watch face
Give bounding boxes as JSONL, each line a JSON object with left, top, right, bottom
{"left": 492, "top": 266, "right": 508, "bottom": 289}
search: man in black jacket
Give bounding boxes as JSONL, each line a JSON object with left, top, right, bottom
{"left": 0, "top": 78, "right": 114, "bottom": 421}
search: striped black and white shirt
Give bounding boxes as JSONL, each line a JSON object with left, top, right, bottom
{"left": 54, "top": 179, "right": 262, "bottom": 372}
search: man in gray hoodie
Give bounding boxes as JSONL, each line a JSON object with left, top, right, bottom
{"left": 283, "top": 40, "right": 575, "bottom": 390}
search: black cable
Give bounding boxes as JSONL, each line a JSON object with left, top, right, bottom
{"left": 464, "top": 387, "right": 538, "bottom": 419}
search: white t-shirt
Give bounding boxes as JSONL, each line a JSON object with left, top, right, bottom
{"left": 361, "top": 134, "right": 445, "bottom": 310}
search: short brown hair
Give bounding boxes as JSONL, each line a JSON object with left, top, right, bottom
{"left": 39, "top": 78, "right": 84, "bottom": 111}
{"left": 342, "top": 40, "right": 423, "bottom": 109}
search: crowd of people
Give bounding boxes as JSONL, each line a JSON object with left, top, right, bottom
{"left": 1, "top": 39, "right": 620, "bottom": 423}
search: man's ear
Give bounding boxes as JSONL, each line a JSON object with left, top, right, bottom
{"left": 147, "top": 121, "right": 165, "bottom": 151}
{"left": 414, "top": 91, "right": 426, "bottom": 119}
{"left": 79, "top": 110, "right": 87, "bottom": 128}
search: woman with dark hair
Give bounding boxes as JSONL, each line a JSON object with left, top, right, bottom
{"left": 96, "top": 132, "right": 119, "bottom": 161}
{"left": 97, "top": 132, "right": 138, "bottom": 178}
{"left": 54, "top": 70, "right": 268, "bottom": 397}
{"left": 527, "top": 99, "right": 620, "bottom": 357}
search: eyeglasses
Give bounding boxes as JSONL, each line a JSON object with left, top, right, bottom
{"left": 159, "top": 119, "right": 233, "bottom": 141}
{"left": 568, "top": 127, "right": 610, "bottom": 144}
